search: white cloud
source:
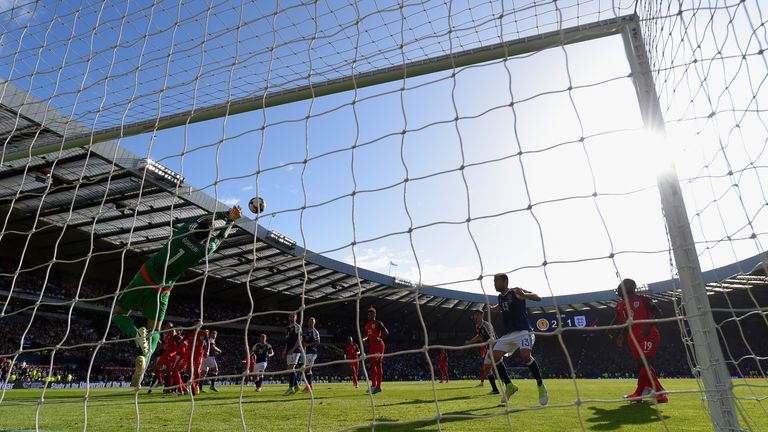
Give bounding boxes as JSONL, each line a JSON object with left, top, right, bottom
{"left": 343, "top": 247, "right": 396, "bottom": 272}
{"left": 240, "top": 185, "right": 254, "bottom": 192}
{"left": 342, "top": 246, "right": 489, "bottom": 294}
{"left": 221, "top": 197, "right": 240, "bottom": 206}
{"left": 396, "top": 262, "right": 488, "bottom": 294}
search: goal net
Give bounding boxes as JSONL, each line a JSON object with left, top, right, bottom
{"left": 0, "top": 0, "right": 766, "bottom": 431}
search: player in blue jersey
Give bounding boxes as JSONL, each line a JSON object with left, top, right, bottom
{"left": 485, "top": 273, "right": 548, "bottom": 406}
{"left": 282, "top": 312, "right": 302, "bottom": 396}
{"left": 465, "top": 308, "right": 514, "bottom": 397}
{"left": 301, "top": 317, "right": 320, "bottom": 393}
{"left": 249, "top": 333, "right": 274, "bottom": 392}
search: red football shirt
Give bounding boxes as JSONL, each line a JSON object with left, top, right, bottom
{"left": 615, "top": 295, "right": 656, "bottom": 335}
{"left": 439, "top": 351, "right": 448, "bottom": 366}
{"left": 345, "top": 342, "right": 359, "bottom": 360}
{"left": 185, "top": 330, "right": 209, "bottom": 358}
{"left": 163, "top": 334, "right": 184, "bottom": 356}
{"left": 364, "top": 320, "right": 386, "bottom": 347}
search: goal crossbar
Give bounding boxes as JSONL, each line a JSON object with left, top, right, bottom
{"left": 2, "top": 14, "right": 636, "bottom": 163}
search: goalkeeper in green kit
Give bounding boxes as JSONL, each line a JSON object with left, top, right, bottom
{"left": 111, "top": 203, "right": 255, "bottom": 388}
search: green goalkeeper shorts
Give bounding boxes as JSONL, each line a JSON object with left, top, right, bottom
{"left": 117, "top": 271, "right": 171, "bottom": 323}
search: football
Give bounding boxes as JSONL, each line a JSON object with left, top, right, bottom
{"left": 248, "top": 196, "right": 266, "bottom": 214}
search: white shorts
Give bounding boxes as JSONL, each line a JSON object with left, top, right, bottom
{"left": 254, "top": 362, "right": 267, "bottom": 373}
{"left": 200, "top": 356, "right": 218, "bottom": 373}
{"left": 286, "top": 353, "right": 301, "bottom": 366}
{"left": 492, "top": 330, "right": 535, "bottom": 356}
{"left": 303, "top": 353, "right": 317, "bottom": 368}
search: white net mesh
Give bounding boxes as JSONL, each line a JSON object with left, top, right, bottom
{"left": 0, "top": 0, "right": 767, "bottom": 431}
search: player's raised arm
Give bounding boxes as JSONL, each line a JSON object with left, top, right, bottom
{"left": 210, "top": 206, "right": 242, "bottom": 242}
{"left": 512, "top": 287, "right": 541, "bottom": 302}
{"left": 175, "top": 209, "right": 230, "bottom": 237}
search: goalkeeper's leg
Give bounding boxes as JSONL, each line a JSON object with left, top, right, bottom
{"left": 129, "top": 291, "right": 167, "bottom": 388}
{"left": 113, "top": 274, "right": 161, "bottom": 370}
{"left": 112, "top": 288, "right": 151, "bottom": 389}
{"left": 143, "top": 292, "right": 169, "bottom": 362}
{"left": 112, "top": 281, "right": 148, "bottom": 354}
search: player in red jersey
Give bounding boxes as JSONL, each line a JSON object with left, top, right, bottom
{"left": 344, "top": 336, "right": 361, "bottom": 388}
{"left": 478, "top": 343, "right": 488, "bottom": 387}
{"left": 160, "top": 326, "right": 186, "bottom": 393}
{"left": 147, "top": 322, "right": 178, "bottom": 394}
{"left": 184, "top": 320, "right": 209, "bottom": 396}
{"left": 610, "top": 278, "right": 668, "bottom": 403}
{"left": 438, "top": 349, "right": 449, "bottom": 383}
{"left": 168, "top": 331, "right": 189, "bottom": 395}
{"left": 362, "top": 307, "right": 388, "bottom": 394}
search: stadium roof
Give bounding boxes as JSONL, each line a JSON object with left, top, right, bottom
{"left": 0, "top": 79, "right": 486, "bottom": 315}
{"left": 529, "top": 255, "right": 768, "bottom": 312}
{"left": 2, "top": 79, "right": 767, "bottom": 319}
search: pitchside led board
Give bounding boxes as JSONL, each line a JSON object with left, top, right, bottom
{"left": 533, "top": 312, "right": 597, "bottom": 333}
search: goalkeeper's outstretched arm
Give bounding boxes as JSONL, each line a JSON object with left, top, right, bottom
{"left": 210, "top": 206, "right": 242, "bottom": 242}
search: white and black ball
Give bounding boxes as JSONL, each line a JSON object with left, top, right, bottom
{"left": 248, "top": 197, "right": 266, "bottom": 214}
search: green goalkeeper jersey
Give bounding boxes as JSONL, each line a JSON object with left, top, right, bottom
{"left": 141, "top": 211, "right": 232, "bottom": 288}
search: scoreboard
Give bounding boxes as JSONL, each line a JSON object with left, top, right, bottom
{"left": 531, "top": 312, "right": 597, "bottom": 333}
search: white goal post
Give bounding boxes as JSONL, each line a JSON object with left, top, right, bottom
{"left": 621, "top": 20, "right": 740, "bottom": 430}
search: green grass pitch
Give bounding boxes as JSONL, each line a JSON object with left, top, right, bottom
{"left": 0, "top": 379, "right": 765, "bottom": 431}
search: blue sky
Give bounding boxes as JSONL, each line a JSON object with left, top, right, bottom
{"left": 1, "top": 0, "right": 766, "bottom": 297}
{"left": 117, "top": 33, "right": 675, "bottom": 297}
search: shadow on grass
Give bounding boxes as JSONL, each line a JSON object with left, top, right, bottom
{"left": 377, "top": 394, "right": 476, "bottom": 407}
{"left": 0, "top": 390, "right": 482, "bottom": 411}
{"left": 586, "top": 402, "right": 671, "bottom": 431}
{"left": 433, "top": 384, "right": 485, "bottom": 392}
{"left": 346, "top": 408, "right": 498, "bottom": 432}
{"left": 0, "top": 391, "right": 343, "bottom": 409}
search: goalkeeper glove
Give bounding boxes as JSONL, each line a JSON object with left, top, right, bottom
{"left": 226, "top": 206, "right": 242, "bottom": 222}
